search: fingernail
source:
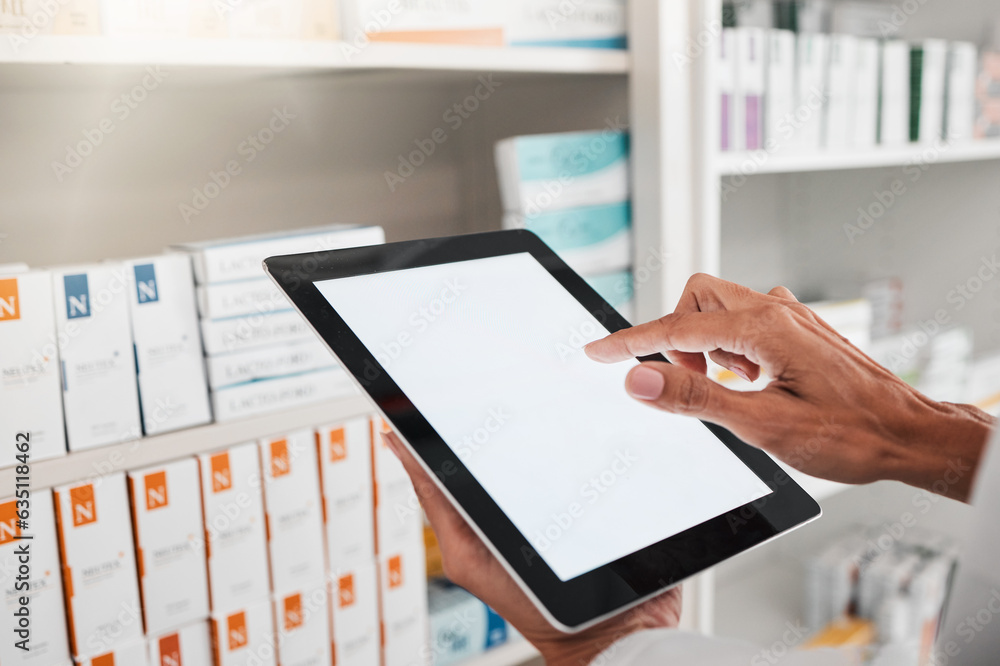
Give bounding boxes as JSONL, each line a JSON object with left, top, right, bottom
{"left": 380, "top": 432, "right": 400, "bottom": 458}
{"left": 627, "top": 366, "right": 665, "bottom": 400}
{"left": 731, "top": 367, "right": 752, "bottom": 382}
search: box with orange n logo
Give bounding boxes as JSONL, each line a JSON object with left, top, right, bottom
{"left": 128, "top": 459, "right": 210, "bottom": 635}
{"left": 378, "top": 544, "right": 429, "bottom": 666}
{"left": 258, "top": 431, "right": 325, "bottom": 595}
{"left": 197, "top": 443, "right": 270, "bottom": 615}
{"left": 271, "top": 585, "right": 331, "bottom": 666}
{"left": 53, "top": 473, "right": 144, "bottom": 660}
{"left": 0, "top": 270, "right": 67, "bottom": 468}
{"left": 72, "top": 640, "right": 148, "bottom": 665}
{"left": 371, "top": 417, "right": 424, "bottom": 558}
{"left": 148, "top": 621, "right": 212, "bottom": 666}
{"left": 315, "top": 417, "right": 375, "bottom": 570}
{"left": 328, "top": 561, "right": 379, "bottom": 666}
{"left": 0, "top": 490, "right": 72, "bottom": 666}
{"left": 209, "top": 601, "right": 276, "bottom": 666}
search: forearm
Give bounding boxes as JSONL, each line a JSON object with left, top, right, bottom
{"left": 886, "top": 398, "right": 994, "bottom": 502}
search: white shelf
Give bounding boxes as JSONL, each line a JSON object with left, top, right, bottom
{"left": 463, "top": 641, "right": 539, "bottom": 666}
{"left": 1, "top": 395, "right": 373, "bottom": 491}
{"left": 0, "top": 36, "right": 629, "bottom": 79}
{"left": 717, "top": 140, "right": 1000, "bottom": 176}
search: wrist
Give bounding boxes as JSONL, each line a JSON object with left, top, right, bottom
{"left": 528, "top": 601, "right": 679, "bottom": 666}
{"left": 886, "top": 397, "right": 993, "bottom": 502}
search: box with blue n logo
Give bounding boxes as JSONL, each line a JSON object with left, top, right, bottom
{"left": 126, "top": 254, "right": 212, "bottom": 436}
{"left": 52, "top": 263, "right": 142, "bottom": 452}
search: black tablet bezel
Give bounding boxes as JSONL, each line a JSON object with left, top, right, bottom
{"left": 264, "top": 229, "right": 821, "bottom": 631}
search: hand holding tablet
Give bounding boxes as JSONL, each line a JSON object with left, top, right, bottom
{"left": 263, "top": 230, "right": 820, "bottom": 633}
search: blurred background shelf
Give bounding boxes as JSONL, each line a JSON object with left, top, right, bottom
{"left": 0, "top": 36, "right": 630, "bottom": 87}
{"left": 717, "top": 141, "right": 1000, "bottom": 176}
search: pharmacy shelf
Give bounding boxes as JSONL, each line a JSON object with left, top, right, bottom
{"left": 717, "top": 140, "right": 1000, "bottom": 176}
{"left": 0, "top": 394, "right": 372, "bottom": 491}
{"left": 714, "top": 554, "right": 805, "bottom": 646}
{"left": 0, "top": 36, "right": 629, "bottom": 82}
{"left": 464, "top": 641, "right": 540, "bottom": 666}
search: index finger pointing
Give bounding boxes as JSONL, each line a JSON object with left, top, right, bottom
{"left": 584, "top": 310, "right": 769, "bottom": 364}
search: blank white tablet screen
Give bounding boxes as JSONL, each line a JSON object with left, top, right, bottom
{"left": 316, "top": 253, "right": 772, "bottom": 581}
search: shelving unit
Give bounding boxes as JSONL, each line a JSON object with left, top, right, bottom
{"left": 0, "top": 20, "right": 639, "bottom": 666}
{"left": 0, "top": 394, "right": 372, "bottom": 491}
{"left": 5, "top": 0, "right": 999, "bottom": 661}
{"left": 701, "top": 0, "right": 1000, "bottom": 652}
{"left": 717, "top": 140, "right": 1000, "bottom": 176}
{"left": 0, "top": 36, "right": 630, "bottom": 74}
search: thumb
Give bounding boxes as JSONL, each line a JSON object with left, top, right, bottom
{"left": 625, "top": 362, "right": 764, "bottom": 428}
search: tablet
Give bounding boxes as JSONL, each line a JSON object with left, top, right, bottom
{"left": 264, "top": 230, "right": 821, "bottom": 632}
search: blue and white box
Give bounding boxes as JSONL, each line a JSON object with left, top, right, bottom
{"left": 197, "top": 277, "right": 289, "bottom": 320}
{"left": 504, "top": 202, "right": 632, "bottom": 275}
{"left": 210, "top": 367, "right": 355, "bottom": 422}
{"left": 172, "top": 224, "right": 385, "bottom": 285}
{"left": 200, "top": 309, "right": 315, "bottom": 355}
{"left": 495, "top": 130, "right": 630, "bottom": 216}
{"left": 53, "top": 263, "right": 142, "bottom": 451}
{"left": 206, "top": 337, "right": 335, "bottom": 390}
{"left": 506, "top": 0, "right": 626, "bottom": 49}
{"left": 126, "top": 254, "right": 212, "bottom": 436}
{"left": 428, "top": 580, "right": 516, "bottom": 666}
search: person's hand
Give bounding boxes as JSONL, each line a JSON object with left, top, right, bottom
{"left": 585, "top": 274, "right": 994, "bottom": 502}
{"left": 381, "top": 431, "right": 683, "bottom": 666}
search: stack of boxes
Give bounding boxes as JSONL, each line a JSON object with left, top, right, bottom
{"left": 129, "top": 459, "right": 214, "bottom": 665}
{"left": 174, "top": 224, "right": 383, "bottom": 422}
{"left": 259, "top": 431, "right": 331, "bottom": 666}
{"left": 0, "top": 492, "right": 72, "bottom": 665}
{"left": 316, "top": 417, "right": 380, "bottom": 665}
{"left": 51, "top": 264, "right": 144, "bottom": 452}
{"left": 53, "top": 474, "right": 146, "bottom": 663}
{"left": 198, "top": 442, "right": 274, "bottom": 665}
{"left": 0, "top": 0, "right": 627, "bottom": 47}
{"left": 976, "top": 51, "right": 1000, "bottom": 139}
{"left": 805, "top": 529, "right": 958, "bottom": 664}
{"left": 719, "top": 23, "right": 983, "bottom": 152}
{"left": 495, "top": 129, "right": 635, "bottom": 321}
{"left": 0, "top": 414, "right": 434, "bottom": 665}
{"left": 371, "top": 418, "right": 430, "bottom": 666}
{"left": 0, "top": 269, "right": 67, "bottom": 468}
